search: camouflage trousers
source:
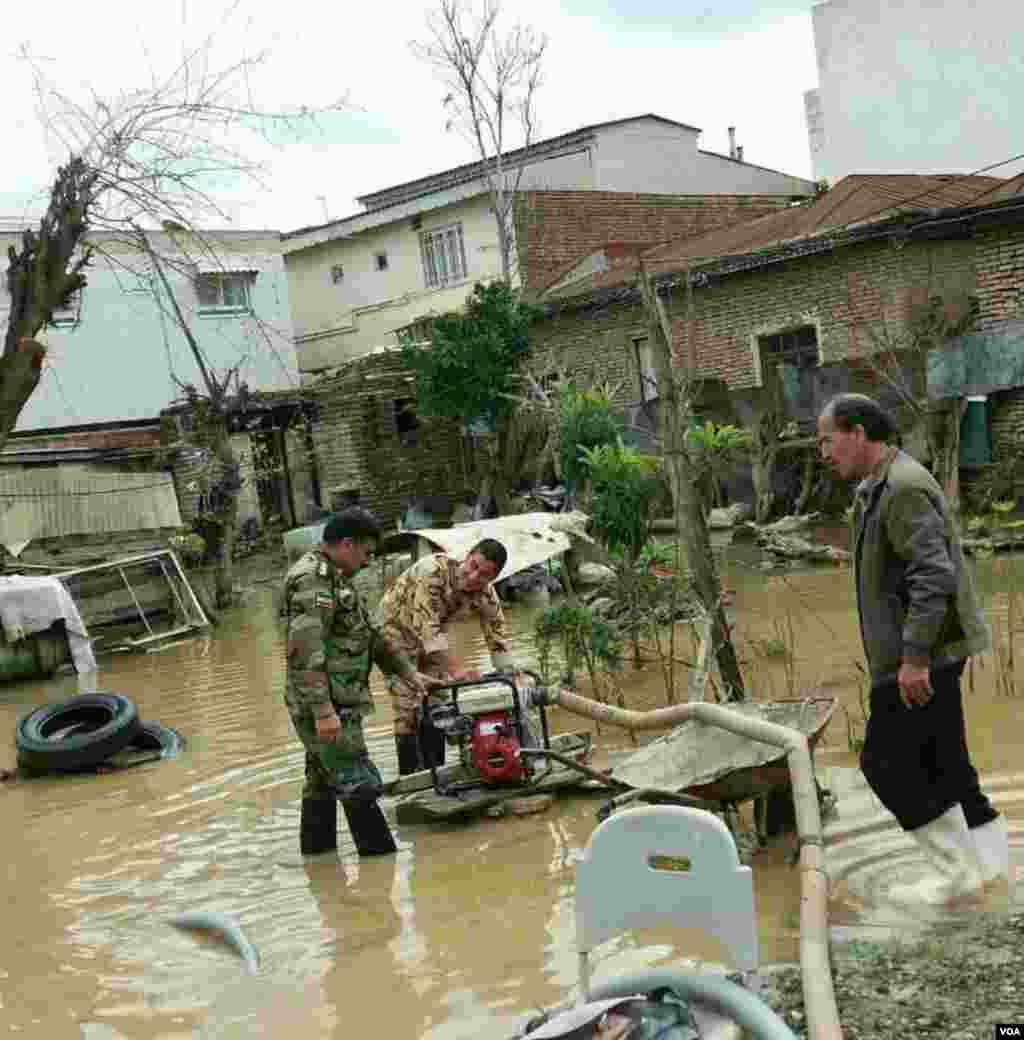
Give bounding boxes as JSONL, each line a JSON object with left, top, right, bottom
{"left": 385, "top": 674, "right": 423, "bottom": 737}
{"left": 288, "top": 707, "right": 384, "bottom": 802}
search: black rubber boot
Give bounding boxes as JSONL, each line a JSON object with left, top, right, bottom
{"left": 300, "top": 796, "right": 338, "bottom": 855}
{"left": 395, "top": 734, "right": 422, "bottom": 777}
{"left": 341, "top": 799, "right": 398, "bottom": 856}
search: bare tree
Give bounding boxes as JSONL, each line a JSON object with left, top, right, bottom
{"left": 413, "top": 0, "right": 546, "bottom": 282}
{"left": 2, "top": 37, "right": 344, "bottom": 453}
{"left": 637, "top": 266, "right": 746, "bottom": 701}
{"left": 135, "top": 226, "right": 255, "bottom": 607}
{"left": 844, "top": 269, "right": 979, "bottom": 510}
{"left": 2, "top": 37, "right": 342, "bottom": 603}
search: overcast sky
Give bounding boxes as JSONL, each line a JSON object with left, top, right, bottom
{"left": 1, "top": 0, "right": 819, "bottom": 233}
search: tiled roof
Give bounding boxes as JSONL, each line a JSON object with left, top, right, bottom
{"left": 543, "top": 174, "right": 1024, "bottom": 303}
{"left": 645, "top": 174, "right": 1011, "bottom": 269}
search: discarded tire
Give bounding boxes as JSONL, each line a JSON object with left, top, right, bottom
{"left": 15, "top": 693, "right": 141, "bottom": 772}
{"left": 125, "top": 721, "right": 185, "bottom": 759}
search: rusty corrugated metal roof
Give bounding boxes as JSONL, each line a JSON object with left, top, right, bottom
{"left": 0, "top": 466, "right": 181, "bottom": 546}
{"left": 645, "top": 174, "right": 1010, "bottom": 268}
{"left": 542, "top": 174, "right": 1024, "bottom": 302}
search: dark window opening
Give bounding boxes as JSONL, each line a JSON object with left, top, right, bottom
{"left": 394, "top": 398, "right": 419, "bottom": 448}
{"left": 758, "top": 324, "right": 820, "bottom": 425}
{"left": 633, "top": 335, "right": 658, "bottom": 402}
{"left": 375, "top": 252, "right": 389, "bottom": 272}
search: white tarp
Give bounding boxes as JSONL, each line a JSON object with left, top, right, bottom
{"left": 0, "top": 575, "right": 97, "bottom": 673}
{"left": 410, "top": 510, "right": 591, "bottom": 582}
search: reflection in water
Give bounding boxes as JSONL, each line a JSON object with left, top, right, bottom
{"left": 0, "top": 551, "right": 1018, "bottom": 1036}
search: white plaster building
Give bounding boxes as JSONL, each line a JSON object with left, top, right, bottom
{"left": 804, "top": 0, "right": 1024, "bottom": 184}
{"left": 281, "top": 114, "right": 816, "bottom": 374}
{"left": 0, "top": 225, "right": 299, "bottom": 431}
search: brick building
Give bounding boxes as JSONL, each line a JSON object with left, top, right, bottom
{"left": 302, "top": 349, "right": 473, "bottom": 529}
{"left": 533, "top": 174, "right": 1024, "bottom": 502}
{"left": 515, "top": 191, "right": 804, "bottom": 295}
{"left": 294, "top": 175, "right": 1024, "bottom": 525}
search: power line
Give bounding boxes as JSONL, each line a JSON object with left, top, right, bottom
{"left": 819, "top": 150, "right": 1024, "bottom": 242}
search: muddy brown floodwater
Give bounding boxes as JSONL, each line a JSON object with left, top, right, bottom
{"left": 0, "top": 546, "right": 1020, "bottom": 1038}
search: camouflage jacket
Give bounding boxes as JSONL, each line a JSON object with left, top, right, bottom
{"left": 376, "top": 553, "right": 511, "bottom": 662}
{"left": 282, "top": 549, "right": 413, "bottom": 719}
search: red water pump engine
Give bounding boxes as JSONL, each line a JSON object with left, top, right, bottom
{"left": 469, "top": 710, "right": 525, "bottom": 784}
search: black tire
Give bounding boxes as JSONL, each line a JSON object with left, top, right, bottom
{"left": 15, "top": 693, "right": 141, "bottom": 772}
{"left": 125, "top": 721, "right": 185, "bottom": 758}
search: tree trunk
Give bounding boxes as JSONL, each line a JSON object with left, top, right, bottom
{"left": 1, "top": 160, "right": 97, "bottom": 451}
{"left": 751, "top": 406, "right": 782, "bottom": 524}
{"left": 0, "top": 340, "right": 47, "bottom": 452}
{"left": 209, "top": 424, "right": 239, "bottom": 608}
{"left": 794, "top": 447, "right": 819, "bottom": 516}
{"left": 932, "top": 400, "right": 963, "bottom": 512}
{"left": 637, "top": 268, "right": 746, "bottom": 701}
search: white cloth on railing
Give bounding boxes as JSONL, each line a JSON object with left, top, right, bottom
{"left": 0, "top": 576, "right": 97, "bottom": 674}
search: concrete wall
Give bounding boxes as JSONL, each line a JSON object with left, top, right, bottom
{"left": 0, "top": 229, "right": 298, "bottom": 431}
{"left": 592, "top": 119, "right": 702, "bottom": 192}
{"left": 595, "top": 117, "right": 812, "bottom": 196}
{"left": 807, "top": 0, "right": 1024, "bottom": 182}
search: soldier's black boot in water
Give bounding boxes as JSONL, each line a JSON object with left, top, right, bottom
{"left": 299, "top": 796, "right": 338, "bottom": 855}
{"left": 395, "top": 733, "right": 422, "bottom": 776}
{"left": 342, "top": 799, "right": 398, "bottom": 856}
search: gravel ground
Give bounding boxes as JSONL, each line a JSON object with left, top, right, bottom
{"left": 761, "top": 911, "right": 1024, "bottom": 1039}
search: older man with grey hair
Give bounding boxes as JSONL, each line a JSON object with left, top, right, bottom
{"left": 817, "top": 392, "right": 1008, "bottom": 904}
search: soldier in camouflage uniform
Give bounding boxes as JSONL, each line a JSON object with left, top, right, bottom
{"left": 376, "top": 538, "right": 520, "bottom": 775}
{"left": 283, "top": 507, "right": 434, "bottom": 856}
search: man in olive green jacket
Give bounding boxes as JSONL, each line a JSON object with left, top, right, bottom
{"left": 282, "top": 507, "right": 436, "bottom": 857}
{"left": 818, "top": 393, "right": 1008, "bottom": 903}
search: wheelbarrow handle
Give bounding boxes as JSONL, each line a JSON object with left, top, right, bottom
{"left": 518, "top": 748, "right": 718, "bottom": 813}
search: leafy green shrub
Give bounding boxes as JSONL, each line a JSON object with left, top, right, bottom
{"left": 580, "top": 438, "right": 661, "bottom": 558}
{"left": 557, "top": 385, "right": 621, "bottom": 491}
{"left": 534, "top": 602, "right": 622, "bottom": 687}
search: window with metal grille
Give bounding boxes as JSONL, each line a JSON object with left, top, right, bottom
{"left": 196, "top": 273, "right": 252, "bottom": 313}
{"left": 420, "top": 223, "right": 468, "bottom": 289}
{"left": 757, "top": 324, "right": 820, "bottom": 420}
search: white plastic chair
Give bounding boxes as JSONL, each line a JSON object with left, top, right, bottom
{"left": 574, "top": 804, "right": 759, "bottom": 1002}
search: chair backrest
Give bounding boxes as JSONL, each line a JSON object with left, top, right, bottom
{"left": 575, "top": 805, "right": 758, "bottom": 974}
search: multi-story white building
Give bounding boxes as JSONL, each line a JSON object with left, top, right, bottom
{"left": 281, "top": 114, "right": 816, "bottom": 374}
{"left": 0, "top": 225, "right": 299, "bottom": 431}
{"left": 804, "top": 0, "right": 1024, "bottom": 184}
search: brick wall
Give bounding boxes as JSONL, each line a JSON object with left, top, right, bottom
{"left": 529, "top": 300, "right": 648, "bottom": 403}
{"left": 5, "top": 425, "right": 164, "bottom": 452}
{"left": 308, "top": 352, "right": 473, "bottom": 528}
{"left": 533, "top": 236, "right": 976, "bottom": 404}
{"left": 668, "top": 235, "right": 977, "bottom": 391}
{"left": 990, "top": 386, "right": 1024, "bottom": 462}
{"left": 974, "top": 224, "right": 1024, "bottom": 329}
{"left": 516, "top": 191, "right": 805, "bottom": 293}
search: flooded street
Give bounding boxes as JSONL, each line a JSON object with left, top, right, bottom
{"left": 0, "top": 549, "right": 1020, "bottom": 1037}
